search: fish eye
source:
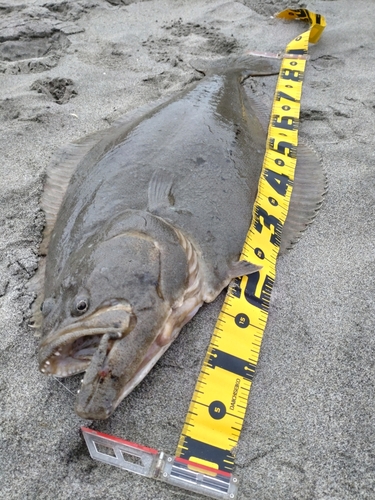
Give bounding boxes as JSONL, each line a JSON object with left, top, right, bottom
{"left": 75, "top": 298, "right": 89, "bottom": 314}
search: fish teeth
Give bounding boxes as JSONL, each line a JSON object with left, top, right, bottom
{"left": 57, "top": 367, "right": 82, "bottom": 377}
{"left": 54, "top": 351, "right": 61, "bottom": 356}
{"left": 45, "top": 360, "right": 50, "bottom": 365}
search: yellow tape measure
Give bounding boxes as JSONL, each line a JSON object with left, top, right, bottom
{"left": 175, "top": 8, "right": 326, "bottom": 474}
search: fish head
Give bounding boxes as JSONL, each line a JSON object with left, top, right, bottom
{"left": 39, "top": 217, "right": 192, "bottom": 419}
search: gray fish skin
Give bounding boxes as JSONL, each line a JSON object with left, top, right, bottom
{"left": 37, "top": 56, "right": 282, "bottom": 419}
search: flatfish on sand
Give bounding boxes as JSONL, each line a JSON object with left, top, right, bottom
{"left": 30, "top": 55, "right": 326, "bottom": 419}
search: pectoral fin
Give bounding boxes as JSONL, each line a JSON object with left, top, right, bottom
{"left": 147, "top": 169, "right": 174, "bottom": 213}
{"left": 228, "top": 260, "right": 262, "bottom": 279}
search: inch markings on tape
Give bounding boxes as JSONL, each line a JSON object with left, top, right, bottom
{"left": 82, "top": 8, "right": 326, "bottom": 500}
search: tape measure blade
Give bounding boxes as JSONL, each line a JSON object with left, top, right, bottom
{"left": 176, "top": 7, "right": 325, "bottom": 484}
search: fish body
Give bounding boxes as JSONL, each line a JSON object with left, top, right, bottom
{"left": 33, "top": 55, "right": 325, "bottom": 419}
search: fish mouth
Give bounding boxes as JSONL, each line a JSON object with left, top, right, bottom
{"left": 75, "top": 335, "right": 173, "bottom": 420}
{"left": 38, "top": 302, "right": 135, "bottom": 378}
{"left": 75, "top": 300, "right": 203, "bottom": 420}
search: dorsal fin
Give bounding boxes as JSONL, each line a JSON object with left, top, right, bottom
{"left": 280, "top": 141, "right": 327, "bottom": 253}
{"left": 40, "top": 135, "right": 103, "bottom": 254}
{"left": 29, "top": 136, "right": 102, "bottom": 327}
{"left": 111, "top": 92, "right": 179, "bottom": 127}
{"left": 28, "top": 253, "right": 46, "bottom": 329}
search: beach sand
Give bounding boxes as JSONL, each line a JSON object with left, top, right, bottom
{"left": 1, "top": 1, "right": 374, "bottom": 498}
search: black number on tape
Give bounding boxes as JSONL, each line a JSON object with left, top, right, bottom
{"left": 269, "top": 138, "right": 297, "bottom": 158}
{"left": 254, "top": 206, "right": 282, "bottom": 246}
{"left": 244, "top": 272, "right": 274, "bottom": 311}
{"left": 281, "top": 68, "right": 303, "bottom": 82}
{"left": 264, "top": 169, "right": 290, "bottom": 196}
{"left": 235, "top": 313, "right": 249, "bottom": 328}
{"left": 209, "top": 401, "right": 226, "bottom": 420}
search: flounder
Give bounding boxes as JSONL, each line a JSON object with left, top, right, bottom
{"left": 30, "top": 55, "right": 326, "bottom": 419}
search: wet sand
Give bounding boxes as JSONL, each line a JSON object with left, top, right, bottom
{"left": 1, "top": 1, "right": 374, "bottom": 498}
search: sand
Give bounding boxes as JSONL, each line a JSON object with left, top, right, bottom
{"left": 1, "top": 0, "right": 374, "bottom": 498}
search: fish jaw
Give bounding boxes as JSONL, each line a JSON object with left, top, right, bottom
{"left": 38, "top": 301, "right": 135, "bottom": 378}
{"left": 75, "top": 296, "right": 204, "bottom": 420}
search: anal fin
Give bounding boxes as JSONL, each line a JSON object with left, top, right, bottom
{"left": 280, "top": 141, "right": 327, "bottom": 254}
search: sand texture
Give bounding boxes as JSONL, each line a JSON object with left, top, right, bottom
{"left": 1, "top": 0, "right": 374, "bottom": 498}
